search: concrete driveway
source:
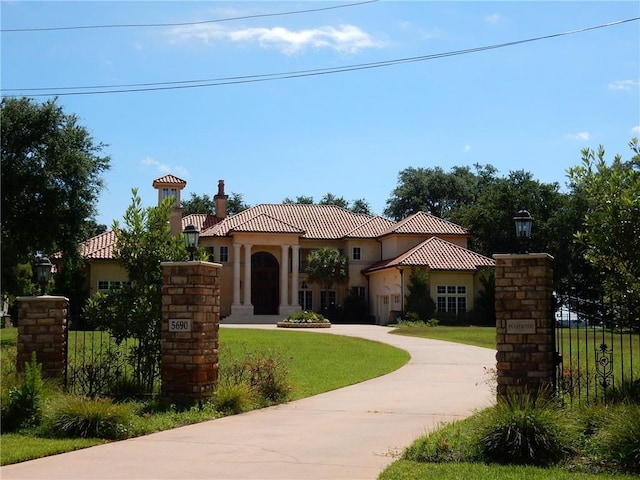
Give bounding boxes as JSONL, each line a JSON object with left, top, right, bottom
{"left": 1, "top": 324, "right": 496, "bottom": 480}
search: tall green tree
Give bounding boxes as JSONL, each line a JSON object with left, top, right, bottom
{"left": 282, "top": 195, "right": 314, "bottom": 204}
{"left": 404, "top": 268, "right": 435, "bottom": 321}
{"left": 1, "top": 97, "right": 110, "bottom": 297}
{"left": 306, "top": 247, "right": 348, "bottom": 314}
{"left": 384, "top": 165, "right": 496, "bottom": 220}
{"left": 568, "top": 139, "right": 640, "bottom": 313}
{"left": 451, "top": 170, "right": 565, "bottom": 256}
{"left": 85, "top": 189, "right": 188, "bottom": 391}
{"left": 182, "top": 192, "right": 249, "bottom": 216}
{"left": 319, "top": 193, "right": 349, "bottom": 209}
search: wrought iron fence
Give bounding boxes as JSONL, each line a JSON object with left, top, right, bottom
{"left": 66, "top": 313, "right": 157, "bottom": 398}
{"left": 554, "top": 294, "right": 639, "bottom": 404}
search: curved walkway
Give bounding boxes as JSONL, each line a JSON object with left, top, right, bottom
{"left": 2, "top": 325, "right": 496, "bottom": 480}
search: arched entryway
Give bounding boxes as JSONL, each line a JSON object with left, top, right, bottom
{"left": 251, "top": 252, "right": 279, "bottom": 315}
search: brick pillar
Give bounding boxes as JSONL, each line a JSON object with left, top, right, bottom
{"left": 16, "top": 296, "right": 68, "bottom": 380}
{"left": 161, "top": 261, "right": 221, "bottom": 407}
{"left": 494, "top": 254, "right": 555, "bottom": 399}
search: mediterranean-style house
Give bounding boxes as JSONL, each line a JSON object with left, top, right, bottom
{"left": 80, "top": 175, "right": 495, "bottom": 324}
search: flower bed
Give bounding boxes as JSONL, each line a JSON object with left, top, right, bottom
{"left": 277, "top": 311, "right": 331, "bottom": 329}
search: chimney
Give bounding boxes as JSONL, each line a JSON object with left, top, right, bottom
{"left": 214, "top": 179, "right": 228, "bottom": 218}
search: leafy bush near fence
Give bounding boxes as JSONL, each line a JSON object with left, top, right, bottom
{"left": 400, "top": 393, "right": 640, "bottom": 475}
{"left": 1, "top": 352, "right": 47, "bottom": 433}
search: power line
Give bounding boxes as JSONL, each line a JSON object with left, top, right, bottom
{"left": 3, "top": 16, "right": 638, "bottom": 97}
{"left": 1, "top": 0, "right": 378, "bottom": 33}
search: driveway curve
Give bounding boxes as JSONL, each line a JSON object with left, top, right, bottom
{"left": 2, "top": 325, "right": 496, "bottom": 480}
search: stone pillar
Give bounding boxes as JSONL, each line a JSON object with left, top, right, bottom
{"left": 280, "top": 245, "right": 289, "bottom": 309}
{"left": 16, "top": 296, "right": 68, "bottom": 381}
{"left": 291, "top": 245, "right": 300, "bottom": 307}
{"left": 161, "top": 261, "right": 221, "bottom": 407}
{"left": 243, "top": 244, "right": 252, "bottom": 306}
{"left": 232, "top": 243, "right": 241, "bottom": 307}
{"left": 494, "top": 253, "right": 555, "bottom": 399}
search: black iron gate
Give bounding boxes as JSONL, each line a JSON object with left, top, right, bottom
{"left": 554, "top": 294, "right": 639, "bottom": 404}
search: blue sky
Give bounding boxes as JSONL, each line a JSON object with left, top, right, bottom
{"left": 2, "top": 1, "right": 639, "bottom": 226}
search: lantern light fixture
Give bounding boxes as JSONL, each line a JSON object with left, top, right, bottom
{"left": 513, "top": 209, "right": 533, "bottom": 254}
{"left": 183, "top": 224, "right": 200, "bottom": 261}
{"left": 34, "top": 256, "right": 53, "bottom": 295}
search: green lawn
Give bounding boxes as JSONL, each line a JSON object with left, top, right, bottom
{"left": 1, "top": 326, "right": 409, "bottom": 465}
{"left": 390, "top": 325, "right": 496, "bottom": 349}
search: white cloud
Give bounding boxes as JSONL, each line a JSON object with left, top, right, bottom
{"left": 566, "top": 132, "right": 590, "bottom": 141}
{"left": 608, "top": 79, "right": 640, "bottom": 91}
{"left": 632, "top": 125, "right": 640, "bottom": 135}
{"left": 463, "top": 145, "right": 471, "bottom": 153}
{"left": 141, "top": 157, "right": 189, "bottom": 178}
{"left": 485, "top": 14, "right": 507, "bottom": 24}
{"left": 167, "top": 24, "right": 384, "bottom": 55}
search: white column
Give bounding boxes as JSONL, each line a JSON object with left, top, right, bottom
{"left": 243, "top": 244, "right": 252, "bottom": 306}
{"left": 291, "top": 245, "right": 300, "bottom": 307}
{"left": 232, "top": 243, "right": 241, "bottom": 306}
{"left": 280, "top": 245, "right": 289, "bottom": 308}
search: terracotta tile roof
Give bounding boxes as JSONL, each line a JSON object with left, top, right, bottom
{"left": 182, "top": 214, "right": 222, "bottom": 232}
{"left": 152, "top": 175, "right": 186, "bottom": 187}
{"left": 379, "top": 211, "right": 469, "bottom": 236}
{"left": 363, "top": 237, "right": 495, "bottom": 273}
{"left": 229, "top": 213, "right": 305, "bottom": 234}
{"left": 202, "top": 204, "right": 392, "bottom": 239}
{"left": 79, "top": 230, "right": 117, "bottom": 260}
{"left": 345, "top": 216, "right": 395, "bottom": 238}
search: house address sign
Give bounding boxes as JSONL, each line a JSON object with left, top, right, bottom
{"left": 169, "top": 319, "right": 191, "bottom": 332}
{"left": 506, "top": 319, "right": 536, "bottom": 334}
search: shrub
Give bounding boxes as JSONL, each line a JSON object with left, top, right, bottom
{"left": 396, "top": 316, "right": 439, "bottom": 328}
{"left": 282, "top": 311, "right": 329, "bottom": 324}
{"left": 402, "top": 416, "right": 483, "bottom": 463}
{"left": 478, "top": 392, "right": 573, "bottom": 466}
{"left": 218, "top": 350, "right": 291, "bottom": 405}
{"left": 42, "top": 396, "right": 135, "bottom": 440}
{"left": 596, "top": 404, "right": 640, "bottom": 473}
{"left": 1, "top": 352, "right": 45, "bottom": 432}
{"left": 67, "top": 347, "right": 127, "bottom": 398}
{"left": 213, "top": 381, "right": 254, "bottom": 415}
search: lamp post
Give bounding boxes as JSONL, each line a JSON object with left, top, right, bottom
{"left": 34, "top": 256, "right": 53, "bottom": 295}
{"left": 183, "top": 224, "right": 200, "bottom": 261}
{"left": 513, "top": 209, "right": 533, "bottom": 254}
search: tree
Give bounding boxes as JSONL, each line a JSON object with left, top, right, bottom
{"left": 350, "top": 198, "right": 372, "bottom": 215}
{"left": 282, "top": 195, "right": 314, "bottom": 204}
{"left": 319, "top": 193, "right": 349, "bottom": 209}
{"left": 384, "top": 165, "right": 493, "bottom": 220}
{"left": 404, "top": 268, "right": 435, "bottom": 321}
{"left": 182, "top": 191, "right": 249, "bottom": 216}
{"left": 84, "top": 189, "right": 188, "bottom": 391}
{"left": 1, "top": 97, "right": 110, "bottom": 297}
{"left": 181, "top": 192, "right": 214, "bottom": 216}
{"left": 306, "top": 247, "right": 348, "bottom": 314}
{"left": 451, "top": 170, "right": 565, "bottom": 256}
{"left": 568, "top": 139, "right": 640, "bottom": 314}
{"left": 227, "top": 192, "right": 250, "bottom": 215}
{"left": 283, "top": 194, "right": 373, "bottom": 214}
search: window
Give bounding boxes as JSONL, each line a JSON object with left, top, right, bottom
{"left": 97, "top": 280, "right": 130, "bottom": 293}
{"left": 352, "top": 247, "right": 361, "bottom": 261}
{"left": 320, "top": 291, "right": 336, "bottom": 311}
{"left": 393, "top": 294, "right": 401, "bottom": 305}
{"left": 206, "top": 247, "right": 214, "bottom": 262}
{"left": 219, "top": 246, "right": 229, "bottom": 262}
{"left": 298, "top": 290, "right": 313, "bottom": 310}
{"left": 436, "top": 285, "right": 467, "bottom": 314}
{"left": 352, "top": 286, "right": 365, "bottom": 299}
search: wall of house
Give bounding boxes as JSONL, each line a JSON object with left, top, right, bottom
{"left": 380, "top": 234, "right": 468, "bottom": 260}
{"left": 367, "top": 268, "right": 403, "bottom": 325}
{"left": 87, "top": 260, "right": 130, "bottom": 296}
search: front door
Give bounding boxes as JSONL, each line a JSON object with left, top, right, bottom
{"left": 251, "top": 252, "right": 279, "bottom": 315}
